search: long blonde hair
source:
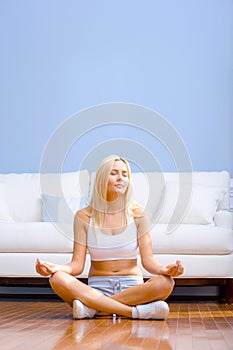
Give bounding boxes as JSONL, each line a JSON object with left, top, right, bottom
{"left": 90, "top": 155, "right": 133, "bottom": 228}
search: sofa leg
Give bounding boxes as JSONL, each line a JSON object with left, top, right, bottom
{"left": 226, "top": 279, "right": 233, "bottom": 304}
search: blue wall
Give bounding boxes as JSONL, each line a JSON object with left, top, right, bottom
{"left": 0, "top": 1, "right": 232, "bottom": 175}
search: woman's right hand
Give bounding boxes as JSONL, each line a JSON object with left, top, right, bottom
{"left": 35, "top": 258, "right": 58, "bottom": 276}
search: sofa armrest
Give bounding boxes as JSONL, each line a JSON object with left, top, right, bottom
{"left": 214, "top": 210, "right": 233, "bottom": 229}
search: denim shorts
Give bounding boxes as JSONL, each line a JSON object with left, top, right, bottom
{"left": 88, "top": 275, "right": 144, "bottom": 296}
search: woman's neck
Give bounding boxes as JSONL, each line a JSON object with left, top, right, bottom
{"left": 105, "top": 197, "right": 125, "bottom": 215}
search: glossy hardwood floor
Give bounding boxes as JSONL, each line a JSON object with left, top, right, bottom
{"left": 0, "top": 300, "right": 233, "bottom": 350}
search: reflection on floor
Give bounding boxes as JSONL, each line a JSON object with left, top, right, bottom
{"left": 0, "top": 300, "right": 233, "bottom": 349}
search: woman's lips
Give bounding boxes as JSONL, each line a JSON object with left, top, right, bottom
{"left": 115, "top": 184, "right": 124, "bottom": 188}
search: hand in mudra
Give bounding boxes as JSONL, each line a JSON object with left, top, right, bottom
{"left": 35, "top": 258, "right": 58, "bottom": 276}
{"left": 164, "top": 260, "right": 184, "bottom": 277}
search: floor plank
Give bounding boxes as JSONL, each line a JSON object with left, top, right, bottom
{"left": 0, "top": 300, "right": 232, "bottom": 350}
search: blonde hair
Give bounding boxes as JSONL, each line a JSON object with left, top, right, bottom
{"left": 90, "top": 155, "right": 133, "bottom": 228}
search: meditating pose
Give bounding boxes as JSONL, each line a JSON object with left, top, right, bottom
{"left": 36, "top": 155, "right": 184, "bottom": 319}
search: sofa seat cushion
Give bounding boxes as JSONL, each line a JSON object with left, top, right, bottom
{"left": 0, "top": 222, "right": 73, "bottom": 253}
{"left": 151, "top": 224, "right": 233, "bottom": 255}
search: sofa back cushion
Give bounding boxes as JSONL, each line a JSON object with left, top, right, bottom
{"left": 0, "top": 182, "right": 14, "bottom": 221}
{"left": 0, "top": 171, "right": 90, "bottom": 222}
{"left": 41, "top": 194, "right": 87, "bottom": 223}
{"left": 157, "top": 182, "right": 227, "bottom": 225}
{"left": 132, "top": 171, "right": 229, "bottom": 225}
{"left": 0, "top": 173, "right": 42, "bottom": 222}
{"left": 162, "top": 171, "right": 230, "bottom": 210}
{"left": 130, "top": 172, "right": 165, "bottom": 215}
{"left": 133, "top": 171, "right": 230, "bottom": 225}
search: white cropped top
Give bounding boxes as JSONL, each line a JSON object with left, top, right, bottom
{"left": 87, "top": 216, "right": 138, "bottom": 261}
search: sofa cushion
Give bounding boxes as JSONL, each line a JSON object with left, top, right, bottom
{"left": 156, "top": 183, "right": 226, "bottom": 225}
{"left": 0, "top": 222, "right": 73, "bottom": 253}
{"left": 0, "top": 174, "right": 42, "bottom": 222}
{"left": 0, "top": 170, "right": 90, "bottom": 222}
{"left": 150, "top": 224, "right": 233, "bottom": 254}
{"left": 130, "top": 172, "right": 165, "bottom": 213}
{"left": 1, "top": 222, "right": 231, "bottom": 255}
{"left": 162, "top": 171, "right": 230, "bottom": 210}
{"left": 40, "top": 170, "right": 89, "bottom": 197}
{"left": 42, "top": 194, "right": 88, "bottom": 223}
{"left": 0, "top": 182, "right": 13, "bottom": 222}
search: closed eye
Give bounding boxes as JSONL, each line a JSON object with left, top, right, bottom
{"left": 110, "top": 169, "right": 128, "bottom": 177}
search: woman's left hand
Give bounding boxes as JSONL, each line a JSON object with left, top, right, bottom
{"left": 164, "top": 260, "right": 184, "bottom": 277}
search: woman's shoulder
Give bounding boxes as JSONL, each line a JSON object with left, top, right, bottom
{"left": 75, "top": 206, "right": 92, "bottom": 224}
{"left": 130, "top": 202, "right": 151, "bottom": 233}
{"left": 129, "top": 201, "right": 146, "bottom": 218}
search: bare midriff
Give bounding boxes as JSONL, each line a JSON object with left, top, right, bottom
{"left": 88, "top": 259, "right": 142, "bottom": 277}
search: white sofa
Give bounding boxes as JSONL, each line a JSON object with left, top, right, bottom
{"left": 0, "top": 170, "right": 232, "bottom": 301}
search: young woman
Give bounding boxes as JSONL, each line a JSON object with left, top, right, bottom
{"left": 36, "top": 155, "right": 184, "bottom": 319}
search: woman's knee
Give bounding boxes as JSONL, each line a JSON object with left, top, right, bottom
{"left": 49, "top": 271, "right": 70, "bottom": 288}
{"left": 164, "top": 275, "right": 175, "bottom": 290}
{"left": 49, "top": 271, "right": 78, "bottom": 306}
{"left": 149, "top": 275, "right": 175, "bottom": 298}
{"left": 160, "top": 275, "right": 175, "bottom": 298}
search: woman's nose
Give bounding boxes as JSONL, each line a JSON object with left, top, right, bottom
{"left": 117, "top": 173, "right": 123, "bottom": 180}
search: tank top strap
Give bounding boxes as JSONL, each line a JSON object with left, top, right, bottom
{"left": 127, "top": 214, "right": 134, "bottom": 224}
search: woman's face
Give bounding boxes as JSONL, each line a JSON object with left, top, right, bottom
{"left": 107, "top": 160, "right": 129, "bottom": 199}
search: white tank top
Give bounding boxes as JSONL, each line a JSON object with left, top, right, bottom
{"left": 87, "top": 216, "right": 138, "bottom": 261}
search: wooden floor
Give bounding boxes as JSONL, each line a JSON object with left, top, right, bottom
{"left": 0, "top": 300, "right": 233, "bottom": 350}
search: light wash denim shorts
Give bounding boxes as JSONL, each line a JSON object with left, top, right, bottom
{"left": 88, "top": 275, "right": 144, "bottom": 296}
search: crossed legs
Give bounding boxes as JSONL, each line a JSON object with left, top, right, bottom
{"left": 49, "top": 271, "right": 174, "bottom": 318}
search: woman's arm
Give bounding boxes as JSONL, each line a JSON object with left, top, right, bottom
{"left": 136, "top": 213, "right": 184, "bottom": 277}
{"left": 35, "top": 209, "right": 89, "bottom": 277}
